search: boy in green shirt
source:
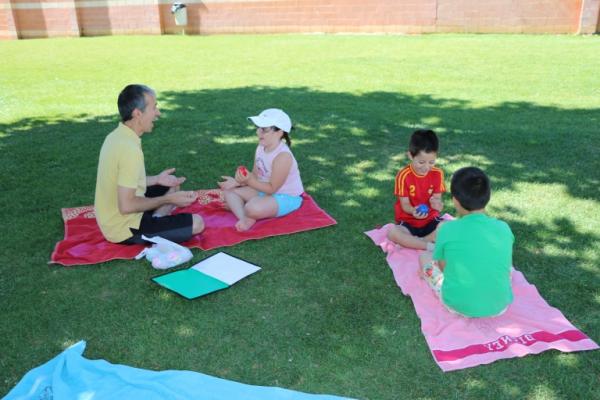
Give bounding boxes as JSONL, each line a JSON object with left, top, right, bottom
{"left": 419, "top": 167, "right": 514, "bottom": 318}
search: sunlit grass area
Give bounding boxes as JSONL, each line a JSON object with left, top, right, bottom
{"left": 1, "top": 34, "right": 599, "bottom": 399}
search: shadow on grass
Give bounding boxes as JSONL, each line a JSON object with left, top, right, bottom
{"left": 0, "top": 86, "right": 598, "bottom": 399}
{"left": 1, "top": 86, "right": 598, "bottom": 256}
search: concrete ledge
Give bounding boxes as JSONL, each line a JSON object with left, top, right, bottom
{"left": 578, "top": 0, "right": 600, "bottom": 33}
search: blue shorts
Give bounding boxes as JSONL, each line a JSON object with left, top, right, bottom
{"left": 258, "top": 192, "right": 303, "bottom": 217}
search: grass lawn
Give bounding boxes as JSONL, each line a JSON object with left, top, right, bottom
{"left": 1, "top": 34, "right": 599, "bottom": 399}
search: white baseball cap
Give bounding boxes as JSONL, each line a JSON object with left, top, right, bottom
{"left": 248, "top": 108, "right": 292, "bottom": 133}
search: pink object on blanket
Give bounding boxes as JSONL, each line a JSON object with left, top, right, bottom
{"left": 365, "top": 224, "right": 598, "bottom": 372}
{"left": 51, "top": 190, "right": 336, "bottom": 266}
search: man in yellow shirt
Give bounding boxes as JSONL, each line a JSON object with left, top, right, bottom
{"left": 95, "top": 84, "right": 204, "bottom": 244}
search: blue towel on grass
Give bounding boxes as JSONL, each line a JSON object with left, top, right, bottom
{"left": 4, "top": 341, "right": 353, "bottom": 400}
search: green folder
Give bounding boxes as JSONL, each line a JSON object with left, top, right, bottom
{"left": 152, "top": 252, "right": 261, "bottom": 300}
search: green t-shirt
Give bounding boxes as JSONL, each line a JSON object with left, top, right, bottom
{"left": 433, "top": 213, "right": 514, "bottom": 317}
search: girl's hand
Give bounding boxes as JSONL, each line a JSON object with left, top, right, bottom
{"left": 235, "top": 168, "right": 252, "bottom": 184}
{"left": 218, "top": 176, "right": 239, "bottom": 190}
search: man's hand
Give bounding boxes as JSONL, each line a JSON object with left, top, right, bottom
{"left": 157, "top": 168, "right": 186, "bottom": 187}
{"left": 218, "top": 176, "right": 239, "bottom": 190}
{"left": 167, "top": 190, "right": 198, "bottom": 207}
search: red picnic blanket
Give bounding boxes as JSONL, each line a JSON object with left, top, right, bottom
{"left": 51, "top": 190, "right": 336, "bottom": 266}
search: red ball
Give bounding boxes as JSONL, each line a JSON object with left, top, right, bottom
{"left": 237, "top": 166, "right": 248, "bottom": 177}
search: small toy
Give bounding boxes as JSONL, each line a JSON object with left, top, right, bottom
{"left": 237, "top": 165, "right": 249, "bottom": 177}
{"left": 416, "top": 204, "right": 429, "bottom": 214}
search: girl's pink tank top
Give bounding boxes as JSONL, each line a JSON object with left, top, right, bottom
{"left": 254, "top": 142, "right": 304, "bottom": 196}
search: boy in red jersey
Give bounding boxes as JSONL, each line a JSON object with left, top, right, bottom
{"left": 387, "top": 129, "right": 446, "bottom": 250}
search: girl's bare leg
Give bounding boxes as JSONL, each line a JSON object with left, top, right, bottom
{"left": 223, "top": 187, "right": 259, "bottom": 231}
{"left": 237, "top": 195, "right": 279, "bottom": 232}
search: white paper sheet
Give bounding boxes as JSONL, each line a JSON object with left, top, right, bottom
{"left": 191, "top": 252, "right": 261, "bottom": 285}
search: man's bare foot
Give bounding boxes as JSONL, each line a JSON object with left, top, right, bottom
{"left": 235, "top": 217, "right": 256, "bottom": 232}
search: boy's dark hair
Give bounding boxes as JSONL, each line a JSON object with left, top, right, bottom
{"left": 118, "top": 84, "right": 155, "bottom": 122}
{"left": 409, "top": 129, "right": 439, "bottom": 157}
{"left": 451, "top": 167, "right": 491, "bottom": 211}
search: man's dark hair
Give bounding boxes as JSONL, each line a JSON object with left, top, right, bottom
{"left": 409, "top": 129, "right": 439, "bottom": 157}
{"left": 118, "top": 84, "right": 155, "bottom": 122}
{"left": 451, "top": 166, "right": 491, "bottom": 211}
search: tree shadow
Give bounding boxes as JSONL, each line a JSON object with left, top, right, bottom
{"left": 0, "top": 86, "right": 598, "bottom": 399}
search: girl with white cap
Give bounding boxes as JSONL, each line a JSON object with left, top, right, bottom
{"left": 218, "top": 108, "right": 304, "bottom": 231}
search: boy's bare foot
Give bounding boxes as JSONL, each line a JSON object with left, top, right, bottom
{"left": 235, "top": 217, "right": 256, "bottom": 232}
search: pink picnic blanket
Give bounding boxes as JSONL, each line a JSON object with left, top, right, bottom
{"left": 365, "top": 223, "right": 598, "bottom": 372}
{"left": 51, "top": 190, "right": 336, "bottom": 266}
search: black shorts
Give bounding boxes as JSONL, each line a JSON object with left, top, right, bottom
{"left": 399, "top": 216, "right": 443, "bottom": 238}
{"left": 119, "top": 185, "right": 194, "bottom": 245}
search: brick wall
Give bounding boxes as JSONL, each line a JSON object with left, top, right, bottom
{"left": 75, "top": 0, "right": 162, "bottom": 36}
{"left": 10, "top": 0, "right": 80, "bottom": 38}
{"left": 1, "top": 0, "right": 598, "bottom": 40}
{"left": 159, "top": 0, "right": 438, "bottom": 35}
{"left": 0, "top": 0, "right": 18, "bottom": 39}
{"left": 437, "top": 0, "right": 583, "bottom": 33}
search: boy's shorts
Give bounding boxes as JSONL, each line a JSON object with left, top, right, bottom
{"left": 120, "top": 185, "right": 194, "bottom": 245}
{"left": 258, "top": 192, "right": 303, "bottom": 217}
{"left": 399, "top": 216, "right": 443, "bottom": 237}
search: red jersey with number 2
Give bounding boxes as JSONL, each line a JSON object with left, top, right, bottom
{"left": 394, "top": 165, "right": 445, "bottom": 227}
